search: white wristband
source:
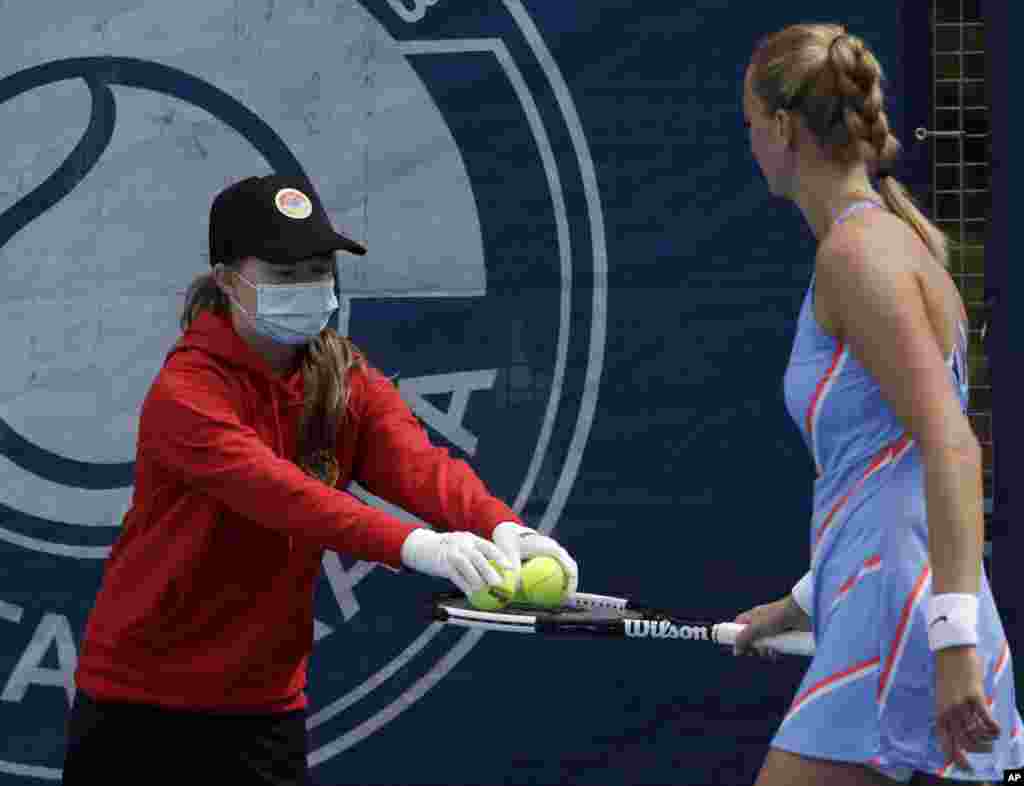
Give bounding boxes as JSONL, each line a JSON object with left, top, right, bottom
{"left": 791, "top": 571, "right": 813, "bottom": 618}
{"left": 927, "top": 593, "right": 979, "bottom": 651}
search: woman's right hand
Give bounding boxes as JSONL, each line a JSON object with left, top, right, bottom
{"left": 732, "top": 595, "right": 811, "bottom": 658}
{"left": 400, "top": 528, "right": 513, "bottom": 598}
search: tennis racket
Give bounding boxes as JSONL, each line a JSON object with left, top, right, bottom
{"left": 428, "top": 591, "right": 815, "bottom": 657}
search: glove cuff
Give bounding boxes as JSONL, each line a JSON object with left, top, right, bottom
{"left": 493, "top": 521, "right": 533, "bottom": 539}
{"left": 400, "top": 528, "right": 442, "bottom": 577}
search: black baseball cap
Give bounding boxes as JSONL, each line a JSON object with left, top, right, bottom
{"left": 209, "top": 174, "right": 366, "bottom": 267}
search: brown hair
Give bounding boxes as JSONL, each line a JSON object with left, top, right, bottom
{"left": 749, "top": 23, "right": 948, "bottom": 266}
{"left": 180, "top": 263, "right": 365, "bottom": 486}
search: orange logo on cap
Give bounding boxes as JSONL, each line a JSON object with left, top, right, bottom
{"left": 275, "top": 188, "right": 313, "bottom": 219}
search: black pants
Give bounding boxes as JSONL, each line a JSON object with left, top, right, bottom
{"left": 62, "top": 690, "right": 314, "bottom": 785}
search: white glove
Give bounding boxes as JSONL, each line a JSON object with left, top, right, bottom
{"left": 400, "top": 529, "right": 514, "bottom": 598}
{"left": 491, "top": 521, "right": 579, "bottom": 596}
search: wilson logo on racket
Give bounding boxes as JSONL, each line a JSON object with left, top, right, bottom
{"left": 624, "top": 619, "right": 710, "bottom": 641}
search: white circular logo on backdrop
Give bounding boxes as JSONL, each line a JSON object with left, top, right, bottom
{"left": 0, "top": 0, "right": 606, "bottom": 780}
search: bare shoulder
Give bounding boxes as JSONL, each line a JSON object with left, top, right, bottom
{"left": 812, "top": 210, "right": 975, "bottom": 452}
{"left": 812, "top": 212, "right": 911, "bottom": 339}
{"left": 816, "top": 210, "right": 966, "bottom": 350}
{"left": 817, "top": 208, "right": 922, "bottom": 276}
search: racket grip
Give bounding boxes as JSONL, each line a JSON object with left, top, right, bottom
{"left": 713, "top": 622, "right": 815, "bottom": 657}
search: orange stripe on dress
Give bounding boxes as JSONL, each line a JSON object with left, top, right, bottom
{"left": 782, "top": 657, "right": 880, "bottom": 725}
{"left": 985, "top": 641, "right": 1011, "bottom": 715}
{"left": 830, "top": 555, "right": 882, "bottom": 611}
{"left": 993, "top": 640, "right": 1010, "bottom": 683}
{"left": 805, "top": 343, "right": 846, "bottom": 475}
{"left": 813, "top": 434, "right": 913, "bottom": 552}
{"left": 877, "top": 564, "right": 931, "bottom": 705}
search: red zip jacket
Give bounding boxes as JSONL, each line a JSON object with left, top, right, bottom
{"left": 75, "top": 309, "right": 519, "bottom": 712}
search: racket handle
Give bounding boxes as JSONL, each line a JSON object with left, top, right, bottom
{"left": 713, "top": 623, "right": 815, "bottom": 657}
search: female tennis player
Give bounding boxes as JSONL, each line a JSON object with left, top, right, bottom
{"left": 732, "top": 24, "right": 1022, "bottom": 786}
{"left": 61, "top": 174, "right": 578, "bottom": 785}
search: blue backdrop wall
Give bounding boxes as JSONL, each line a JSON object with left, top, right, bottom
{"left": 0, "top": 2, "right": 1011, "bottom": 785}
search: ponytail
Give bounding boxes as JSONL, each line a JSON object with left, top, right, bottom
{"left": 750, "top": 23, "right": 951, "bottom": 267}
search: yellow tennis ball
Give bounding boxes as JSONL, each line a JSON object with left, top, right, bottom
{"left": 467, "top": 561, "right": 519, "bottom": 611}
{"left": 518, "top": 556, "right": 568, "bottom": 608}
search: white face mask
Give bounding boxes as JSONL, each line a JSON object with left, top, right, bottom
{"left": 228, "top": 270, "right": 339, "bottom": 346}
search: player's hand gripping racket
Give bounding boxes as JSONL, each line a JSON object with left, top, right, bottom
{"left": 428, "top": 591, "right": 815, "bottom": 657}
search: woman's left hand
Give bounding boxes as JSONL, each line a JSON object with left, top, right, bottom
{"left": 935, "top": 645, "right": 1001, "bottom": 772}
{"left": 491, "top": 521, "right": 579, "bottom": 596}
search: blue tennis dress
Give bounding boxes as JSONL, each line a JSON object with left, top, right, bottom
{"left": 774, "top": 200, "right": 1024, "bottom": 781}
